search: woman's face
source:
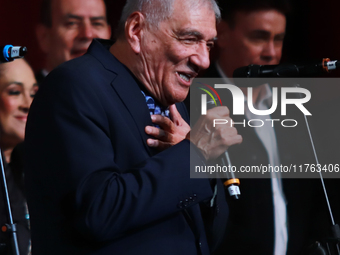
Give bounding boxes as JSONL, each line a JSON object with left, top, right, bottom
{"left": 0, "top": 59, "right": 38, "bottom": 147}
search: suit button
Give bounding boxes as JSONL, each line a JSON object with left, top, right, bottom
{"left": 178, "top": 201, "right": 183, "bottom": 209}
{"left": 199, "top": 242, "right": 202, "bottom": 247}
{"left": 189, "top": 196, "right": 193, "bottom": 201}
{"left": 184, "top": 199, "right": 189, "bottom": 207}
{"left": 216, "top": 205, "right": 219, "bottom": 215}
{"left": 193, "top": 194, "right": 197, "bottom": 201}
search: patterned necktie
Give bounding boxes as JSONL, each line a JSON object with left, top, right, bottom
{"left": 142, "top": 91, "right": 169, "bottom": 117}
{"left": 141, "top": 91, "right": 170, "bottom": 127}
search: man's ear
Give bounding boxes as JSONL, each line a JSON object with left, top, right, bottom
{"left": 216, "top": 20, "right": 231, "bottom": 49}
{"left": 125, "top": 12, "right": 145, "bottom": 54}
{"left": 36, "top": 24, "right": 51, "bottom": 54}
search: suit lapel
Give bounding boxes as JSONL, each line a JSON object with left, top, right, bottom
{"left": 111, "top": 73, "right": 160, "bottom": 156}
{"left": 87, "top": 39, "right": 156, "bottom": 156}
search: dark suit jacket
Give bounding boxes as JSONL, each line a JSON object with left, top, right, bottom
{"left": 24, "top": 39, "right": 228, "bottom": 255}
{"left": 35, "top": 70, "right": 46, "bottom": 87}
{"left": 198, "top": 64, "right": 329, "bottom": 255}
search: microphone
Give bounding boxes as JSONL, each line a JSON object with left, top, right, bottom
{"left": 0, "top": 45, "right": 27, "bottom": 63}
{"left": 206, "top": 96, "right": 240, "bottom": 200}
{"left": 233, "top": 58, "right": 340, "bottom": 78}
{"left": 220, "top": 152, "right": 240, "bottom": 200}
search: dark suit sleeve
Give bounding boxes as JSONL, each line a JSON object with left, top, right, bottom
{"left": 176, "top": 101, "right": 229, "bottom": 252}
{"left": 25, "top": 67, "right": 215, "bottom": 242}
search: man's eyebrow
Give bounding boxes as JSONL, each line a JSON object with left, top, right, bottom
{"left": 274, "top": 32, "right": 286, "bottom": 39}
{"left": 90, "top": 16, "right": 107, "bottom": 22}
{"left": 249, "top": 29, "right": 271, "bottom": 37}
{"left": 176, "top": 29, "right": 217, "bottom": 41}
{"left": 249, "top": 30, "right": 286, "bottom": 39}
{"left": 65, "top": 14, "right": 107, "bottom": 21}
{"left": 65, "top": 14, "right": 83, "bottom": 20}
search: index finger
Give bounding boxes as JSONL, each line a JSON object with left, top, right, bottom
{"left": 169, "top": 104, "right": 181, "bottom": 126}
{"left": 151, "top": 115, "right": 174, "bottom": 131}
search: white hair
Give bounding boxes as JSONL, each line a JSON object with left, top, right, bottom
{"left": 115, "top": 0, "right": 221, "bottom": 38}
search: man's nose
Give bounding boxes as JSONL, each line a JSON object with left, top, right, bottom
{"left": 261, "top": 40, "right": 277, "bottom": 62}
{"left": 78, "top": 21, "right": 95, "bottom": 39}
{"left": 189, "top": 42, "right": 211, "bottom": 71}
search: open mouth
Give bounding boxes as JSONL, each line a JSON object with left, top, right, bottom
{"left": 177, "top": 72, "right": 192, "bottom": 83}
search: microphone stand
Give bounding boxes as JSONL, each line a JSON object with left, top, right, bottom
{"left": 0, "top": 148, "right": 20, "bottom": 255}
{"left": 294, "top": 83, "right": 340, "bottom": 255}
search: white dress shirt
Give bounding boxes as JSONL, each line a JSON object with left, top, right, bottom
{"left": 216, "top": 63, "right": 288, "bottom": 255}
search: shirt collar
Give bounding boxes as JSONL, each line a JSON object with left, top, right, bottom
{"left": 255, "top": 83, "right": 273, "bottom": 107}
{"left": 41, "top": 69, "right": 49, "bottom": 77}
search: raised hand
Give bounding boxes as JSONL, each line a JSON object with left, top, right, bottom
{"left": 145, "top": 104, "right": 191, "bottom": 151}
{"left": 188, "top": 106, "right": 242, "bottom": 160}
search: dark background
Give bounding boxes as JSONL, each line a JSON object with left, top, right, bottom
{"left": 1, "top": 0, "right": 340, "bottom": 102}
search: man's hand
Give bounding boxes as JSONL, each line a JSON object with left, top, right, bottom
{"left": 188, "top": 106, "right": 242, "bottom": 161}
{"left": 145, "top": 104, "right": 191, "bottom": 151}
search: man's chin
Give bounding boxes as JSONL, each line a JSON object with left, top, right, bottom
{"left": 171, "top": 92, "right": 189, "bottom": 104}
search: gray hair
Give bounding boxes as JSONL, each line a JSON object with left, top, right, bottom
{"left": 115, "top": 0, "right": 221, "bottom": 39}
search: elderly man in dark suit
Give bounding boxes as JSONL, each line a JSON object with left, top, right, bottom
{"left": 24, "top": 0, "right": 242, "bottom": 254}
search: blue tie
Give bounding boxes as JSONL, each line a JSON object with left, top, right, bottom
{"left": 141, "top": 91, "right": 169, "bottom": 117}
{"left": 141, "top": 91, "right": 169, "bottom": 127}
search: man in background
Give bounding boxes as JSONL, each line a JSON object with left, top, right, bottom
{"left": 201, "top": 0, "right": 326, "bottom": 254}
{"left": 35, "top": 0, "right": 111, "bottom": 84}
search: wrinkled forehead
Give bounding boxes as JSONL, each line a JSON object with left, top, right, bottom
{"left": 165, "top": 1, "right": 217, "bottom": 38}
